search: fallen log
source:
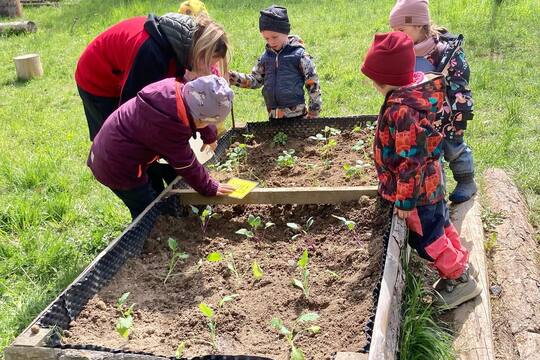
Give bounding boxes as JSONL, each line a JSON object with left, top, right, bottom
{"left": 0, "top": 21, "right": 37, "bottom": 34}
{"left": 484, "top": 168, "right": 540, "bottom": 359}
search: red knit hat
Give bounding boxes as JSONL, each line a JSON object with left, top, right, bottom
{"left": 361, "top": 31, "right": 415, "bottom": 87}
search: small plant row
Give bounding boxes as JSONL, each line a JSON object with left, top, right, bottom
{"left": 211, "top": 127, "right": 374, "bottom": 178}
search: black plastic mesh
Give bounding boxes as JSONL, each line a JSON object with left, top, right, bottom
{"left": 31, "top": 116, "right": 396, "bottom": 359}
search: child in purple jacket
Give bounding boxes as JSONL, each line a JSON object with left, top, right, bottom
{"left": 88, "top": 75, "right": 235, "bottom": 220}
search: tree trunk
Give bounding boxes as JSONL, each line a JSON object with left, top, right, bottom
{"left": 0, "top": 0, "right": 23, "bottom": 18}
{"left": 0, "top": 20, "right": 36, "bottom": 34}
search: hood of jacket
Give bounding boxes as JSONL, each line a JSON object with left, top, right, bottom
{"left": 386, "top": 73, "right": 446, "bottom": 115}
{"left": 145, "top": 13, "right": 196, "bottom": 71}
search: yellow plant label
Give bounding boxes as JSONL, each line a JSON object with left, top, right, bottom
{"left": 227, "top": 178, "right": 258, "bottom": 199}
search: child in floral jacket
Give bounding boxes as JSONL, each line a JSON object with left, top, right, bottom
{"left": 229, "top": 5, "right": 321, "bottom": 120}
{"left": 361, "top": 32, "right": 481, "bottom": 309}
{"left": 389, "top": 0, "right": 476, "bottom": 203}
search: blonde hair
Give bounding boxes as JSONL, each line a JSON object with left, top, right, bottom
{"left": 190, "top": 14, "right": 230, "bottom": 76}
{"left": 422, "top": 23, "right": 448, "bottom": 39}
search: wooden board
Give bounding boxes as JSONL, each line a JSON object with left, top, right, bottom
{"left": 369, "top": 215, "right": 407, "bottom": 360}
{"left": 168, "top": 186, "right": 378, "bottom": 205}
{"left": 450, "top": 197, "right": 495, "bottom": 360}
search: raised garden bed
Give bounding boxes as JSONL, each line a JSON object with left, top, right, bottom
{"left": 62, "top": 200, "right": 391, "bottom": 359}
{"left": 4, "top": 117, "right": 406, "bottom": 360}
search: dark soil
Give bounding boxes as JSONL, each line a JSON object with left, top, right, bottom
{"left": 210, "top": 128, "right": 377, "bottom": 187}
{"left": 64, "top": 199, "right": 391, "bottom": 359}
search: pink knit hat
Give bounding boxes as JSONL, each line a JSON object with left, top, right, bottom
{"left": 389, "top": 0, "right": 431, "bottom": 28}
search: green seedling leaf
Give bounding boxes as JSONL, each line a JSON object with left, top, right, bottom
{"left": 206, "top": 252, "right": 223, "bottom": 262}
{"left": 292, "top": 278, "right": 305, "bottom": 291}
{"left": 218, "top": 294, "right": 239, "bottom": 307}
{"left": 168, "top": 237, "right": 178, "bottom": 252}
{"left": 297, "top": 250, "right": 309, "bottom": 268}
{"left": 308, "top": 133, "right": 326, "bottom": 142}
{"left": 175, "top": 341, "right": 186, "bottom": 358}
{"left": 291, "top": 345, "right": 305, "bottom": 360}
{"left": 307, "top": 325, "right": 321, "bottom": 334}
{"left": 326, "top": 269, "right": 340, "bottom": 279}
{"left": 352, "top": 126, "right": 362, "bottom": 133}
{"left": 252, "top": 261, "right": 264, "bottom": 280}
{"left": 332, "top": 215, "right": 356, "bottom": 231}
{"left": 227, "top": 262, "right": 236, "bottom": 273}
{"left": 297, "top": 312, "right": 320, "bottom": 323}
{"left": 236, "top": 228, "right": 254, "bottom": 238}
{"left": 116, "top": 292, "right": 130, "bottom": 308}
{"left": 271, "top": 318, "right": 291, "bottom": 336}
{"left": 305, "top": 217, "right": 314, "bottom": 230}
{"left": 177, "top": 252, "right": 190, "bottom": 260}
{"left": 116, "top": 315, "right": 133, "bottom": 338}
{"left": 265, "top": 222, "right": 275, "bottom": 229}
{"left": 352, "top": 139, "right": 365, "bottom": 151}
{"left": 190, "top": 205, "right": 199, "bottom": 215}
{"left": 248, "top": 214, "right": 262, "bottom": 230}
{"left": 198, "top": 303, "right": 214, "bottom": 318}
{"left": 291, "top": 234, "right": 301, "bottom": 240}
{"left": 287, "top": 223, "right": 301, "bottom": 231}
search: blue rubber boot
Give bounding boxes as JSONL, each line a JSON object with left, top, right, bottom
{"left": 449, "top": 174, "right": 477, "bottom": 204}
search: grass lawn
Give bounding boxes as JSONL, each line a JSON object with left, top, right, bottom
{"left": 1, "top": 0, "right": 538, "bottom": 357}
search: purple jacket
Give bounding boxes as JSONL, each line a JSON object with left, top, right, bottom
{"left": 88, "top": 78, "right": 219, "bottom": 196}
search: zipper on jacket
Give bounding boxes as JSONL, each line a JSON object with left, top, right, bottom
{"left": 272, "top": 47, "right": 283, "bottom": 107}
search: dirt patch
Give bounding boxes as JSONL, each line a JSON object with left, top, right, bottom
{"left": 210, "top": 128, "right": 377, "bottom": 187}
{"left": 63, "top": 199, "right": 391, "bottom": 359}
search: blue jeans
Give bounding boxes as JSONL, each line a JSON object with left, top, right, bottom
{"left": 442, "top": 137, "right": 474, "bottom": 181}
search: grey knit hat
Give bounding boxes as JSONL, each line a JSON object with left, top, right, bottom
{"left": 259, "top": 5, "right": 290, "bottom": 34}
{"left": 182, "top": 75, "right": 234, "bottom": 123}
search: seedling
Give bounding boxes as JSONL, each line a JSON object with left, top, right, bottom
{"left": 352, "top": 139, "right": 366, "bottom": 152}
{"left": 286, "top": 217, "right": 314, "bottom": 240}
{"left": 251, "top": 260, "right": 264, "bottom": 281}
{"left": 115, "top": 292, "right": 135, "bottom": 339}
{"left": 326, "top": 269, "right": 341, "bottom": 280}
{"left": 272, "top": 131, "right": 288, "bottom": 146}
{"left": 352, "top": 125, "right": 362, "bottom": 133}
{"left": 236, "top": 214, "right": 274, "bottom": 241}
{"left": 216, "top": 143, "right": 248, "bottom": 172}
{"left": 320, "top": 138, "right": 337, "bottom": 157}
{"left": 207, "top": 251, "right": 242, "bottom": 283}
{"left": 164, "top": 237, "right": 190, "bottom": 284}
{"left": 343, "top": 160, "right": 369, "bottom": 179}
{"left": 178, "top": 294, "right": 238, "bottom": 352}
{"left": 242, "top": 133, "right": 255, "bottom": 144}
{"left": 201, "top": 295, "right": 238, "bottom": 349}
{"left": 190, "top": 205, "right": 218, "bottom": 237}
{"left": 270, "top": 312, "right": 321, "bottom": 360}
{"left": 277, "top": 149, "right": 297, "bottom": 168}
{"left": 332, "top": 214, "right": 361, "bottom": 245}
{"left": 332, "top": 214, "right": 356, "bottom": 231}
{"left": 292, "top": 249, "right": 311, "bottom": 299}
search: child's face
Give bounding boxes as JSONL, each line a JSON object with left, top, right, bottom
{"left": 260, "top": 30, "right": 288, "bottom": 51}
{"left": 393, "top": 25, "right": 426, "bottom": 44}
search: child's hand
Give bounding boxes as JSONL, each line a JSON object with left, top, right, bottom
{"left": 216, "top": 183, "right": 236, "bottom": 196}
{"left": 394, "top": 208, "right": 412, "bottom": 219}
{"left": 201, "top": 141, "right": 217, "bottom": 152}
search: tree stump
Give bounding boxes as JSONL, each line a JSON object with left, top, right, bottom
{"left": 0, "top": 0, "right": 23, "bottom": 17}
{"left": 13, "top": 53, "right": 43, "bottom": 81}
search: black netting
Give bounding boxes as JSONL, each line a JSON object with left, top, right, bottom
{"left": 31, "top": 116, "right": 399, "bottom": 359}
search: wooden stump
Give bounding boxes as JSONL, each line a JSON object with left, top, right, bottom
{"left": 0, "top": 20, "right": 37, "bottom": 34}
{"left": 13, "top": 53, "right": 43, "bottom": 81}
{"left": 0, "top": 0, "right": 23, "bottom": 17}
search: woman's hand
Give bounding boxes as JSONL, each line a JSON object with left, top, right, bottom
{"left": 216, "top": 183, "right": 236, "bottom": 196}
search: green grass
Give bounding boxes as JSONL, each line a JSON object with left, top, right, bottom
{"left": 1, "top": 0, "right": 539, "bottom": 357}
{"left": 400, "top": 258, "right": 455, "bottom": 360}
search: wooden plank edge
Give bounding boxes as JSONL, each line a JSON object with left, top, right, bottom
{"left": 369, "top": 215, "right": 407, "bottom": 360}
{"left": 167, "top": 186, "right": 378, "bottom": 205}
{"left": 7, "top": 177, "right": 183, "bottom": 347}
{"left": 450, "top": 197, "right": 495, "bottom": 360}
